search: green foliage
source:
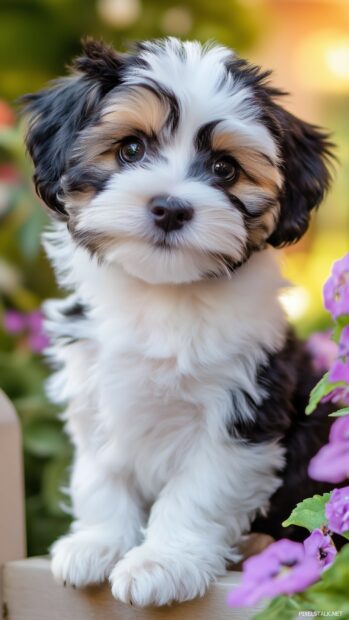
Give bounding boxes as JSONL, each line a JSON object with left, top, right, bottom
{"left": 329, "top": 407, "right": 349, "bottom": 417}
{"left": 0, "top": 347, "right": 72, "bottom": 555}
{"left": 282, "top": 493, "right": 330, "bottom": 532}
{"left": 0, "top": 0, "right": 261, "bottom": 100}
{"left": 0, "top": 121, "right": 71, "bottom": 556}
{"left": 253, "top": 596, "right": 300, "bottom": 620}
{"left": 333, "top": 317, "right": 349, "bottom": 344}
{"left": 0, "top": 356, "right": 73, "bottom": 554}
{"left": 24, "top": 418, "right": 70, "bottom": 459}
{"left": 306, "top": 373, "right": 346, "bottom": 415}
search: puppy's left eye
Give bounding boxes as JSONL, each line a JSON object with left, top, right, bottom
{"left": 212, "top": 155, "right": 239, "bottom": 183}
{"left": 118, "top": 138, "right": 145, "bottom": 164}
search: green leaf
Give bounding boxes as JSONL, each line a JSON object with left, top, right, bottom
{"left": 42, "top": 456, "right": 72, "bottom": 517}
{"left": 306, "top": 373, "right": 346, "bottom": 415}
{"left": 23, "top": 418, "right": 70, "bottom": 458}
{"left": 26, "top": 495, "right": 71, "bottom": 557}
{"left": 333, "top": 317, "right": 349, "bottom": 343}
{"left": 333, "top": 323, "right": 343, "bottom": 344}
{"left": 17, "top": 208, "right": 46, "bottom": 259}
{"left": 282, "top": 493, "right": 330, "bottom": 532}
{"left": 329, "top": 407, "right": 349, "bottom": 417}
{"left": 306, "top": 373, "right": 330, "bottom": 415}
{"left": 253, "top": 596, "right": 300, "bottom": 620}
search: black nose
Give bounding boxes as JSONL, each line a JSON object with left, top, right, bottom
{"left": 148, "top": 196, "right": 194, "bottom": 233}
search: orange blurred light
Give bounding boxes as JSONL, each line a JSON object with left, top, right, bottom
{"left": 296, "top": 30, "right": 349, "bottom": 93}
{"left": 326, "top": 41, "right": 349, "bottom": 80}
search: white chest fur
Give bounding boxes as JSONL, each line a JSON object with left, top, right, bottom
{"left": 45, "top": 227, "right": 287, "bottom": 500}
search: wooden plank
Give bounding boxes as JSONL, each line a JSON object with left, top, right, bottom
{"left": 3, "top": 558, "right": 262, "bottom": 620}
{"left": 0, "top": 391, "right": 26, "bottom": 612}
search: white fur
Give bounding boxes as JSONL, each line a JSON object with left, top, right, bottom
{"left": 44, "top": 221, "right": 287, "bottom": 605}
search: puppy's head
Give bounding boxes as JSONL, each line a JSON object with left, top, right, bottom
{"left": 23, "top": 38, "right": 334, "bottom": 284}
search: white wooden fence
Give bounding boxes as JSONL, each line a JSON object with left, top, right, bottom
{"left": 0, "top": 389, "right": 265, "bottom": 619}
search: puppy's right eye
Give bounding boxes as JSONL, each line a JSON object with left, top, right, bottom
{"left": 118, "top": 138, "right": 145, "bottom": 164}
{"left": 212, "top": 155, "right": 239, "bottom": 184}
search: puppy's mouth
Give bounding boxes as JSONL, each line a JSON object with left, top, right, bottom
{"left": 152, "top": 235, "right": 242, "bottom": 275}
{"left": 150, "top": 228, "right": 187, "bottom": 250}
{"left": 153, "top": 237, "right": 176, "bottom": 250}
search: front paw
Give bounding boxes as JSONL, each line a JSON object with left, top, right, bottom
{"left": 110, "top": 544, "right": 213, "bottom": 607}
{"left": 51, "top": 530, "right": 121, "bottom": 588}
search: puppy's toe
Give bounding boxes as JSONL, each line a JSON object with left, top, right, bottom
{"left": 51, "top": 531, "right": 118, "bottom": 588}
{"left": 110, "top": 544, "right": 210, "bottom": 607}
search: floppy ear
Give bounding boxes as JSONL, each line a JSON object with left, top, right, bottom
{"left": 267, "top": 107, "right": 334, "bottom": 247}
{"left": 22, "top": 39, "right": 123, "bottom": 218}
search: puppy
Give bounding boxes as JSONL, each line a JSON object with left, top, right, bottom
{"left": 23, "top": 38, "right": 335, "bottom": 606}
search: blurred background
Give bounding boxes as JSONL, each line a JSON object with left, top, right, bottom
{"left": 0, "top": 0, "right": 348, "bottom": 556}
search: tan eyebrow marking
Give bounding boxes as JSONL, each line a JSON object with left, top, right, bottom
{"left": 101, "top": 86, "right": 169, "bottom": 136}
{"left": 211, "top": 127, "right": 282, "bottom": 191}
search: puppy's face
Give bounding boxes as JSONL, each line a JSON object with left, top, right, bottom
{"left": 24, "top": 38, "right": 333, "bottom": 284}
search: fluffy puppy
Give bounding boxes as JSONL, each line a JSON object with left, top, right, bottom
{"left": 23, "top": 38, "right": 335, "bottom": 607}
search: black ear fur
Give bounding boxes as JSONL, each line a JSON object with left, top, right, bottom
{"left": 22, "top": 39, "right": 123, "bottom": 217}
{"left": 72, "top": 38, "right": 124, "bottom": 94}
{"left": 267, "top": 107, "right": 335, "bottom": 247}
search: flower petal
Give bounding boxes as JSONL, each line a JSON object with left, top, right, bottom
{"left": 308, "top": 441, "right": 349, "bottom": 483}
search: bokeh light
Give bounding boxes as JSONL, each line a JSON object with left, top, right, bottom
{"left": 297, "top": 30, "right": 349, "bottom": 93}
{"left": 97, "top": 0, "right": 141, "bottom": 28}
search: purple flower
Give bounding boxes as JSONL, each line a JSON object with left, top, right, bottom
{"left": 303, "top": 528, "right": 336, "bottom": 568}
{"left": 309, "top": 442, "right": 349, "bottom": 483}
{"left": 227, "top": 539, "right": 321, "bottom": 607}
{"left": 309, "top": 417, "right": 349, "bottom": 483}
{"left": 330, "top": 416, "right": 349, "bottom": 442}
{"left": 28, "top": 332, "right": 50, "bottom": 354}
{"left": 323, "top": 253, "right": 349, "bottom": 320}
{"left": 3, "top": 310, "right": 26, "bottom": 334}
{"left": 306, "top": 331, "right": 338, "bottom": 373}
{"left": 26, "top": 310, "right": 44, "bottom": 332}
{"left": 26, "top": 311, "right": 49, "bottom": 353}
{"left": 2, "top": 308, "right": 49, "bottom": 354}
{"left": 326, "top": 487, "right": 349, "bottom": 535}
{"left": 322, "top": 387, "right": 349, "bottom": 407}
{"left": 329, "top": 325, "right": 349, "bottom": 385}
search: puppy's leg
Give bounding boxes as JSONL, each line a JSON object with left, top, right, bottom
{"left": 110, "top": 442, "right": 283, "bottom": 606}
{"left": 51, "top": 452, "right": 144, "bottom": 587}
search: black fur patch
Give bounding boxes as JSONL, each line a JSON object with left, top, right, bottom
{"left": 22, "top": 39, "right": 125, "bottom": 216}
{"left": 267, "top": 110, "right": 335, "bottom": 247}
{"left": 63, "top": 165, "right": 113, "bottom": 196}
{"left": 231, "top": 330, "right": 305, "bottom": 443}
{"left": 72, "top": 38, "right": 124, "bottom": 95}
{"left": 195, "top": 121, "right": 220, "bottom": 152}
{"left": 229, "top": 328, "right": 337, "bottom": 542}
{"left": 60, "top": 299, "right": 88, "bottom": 319}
